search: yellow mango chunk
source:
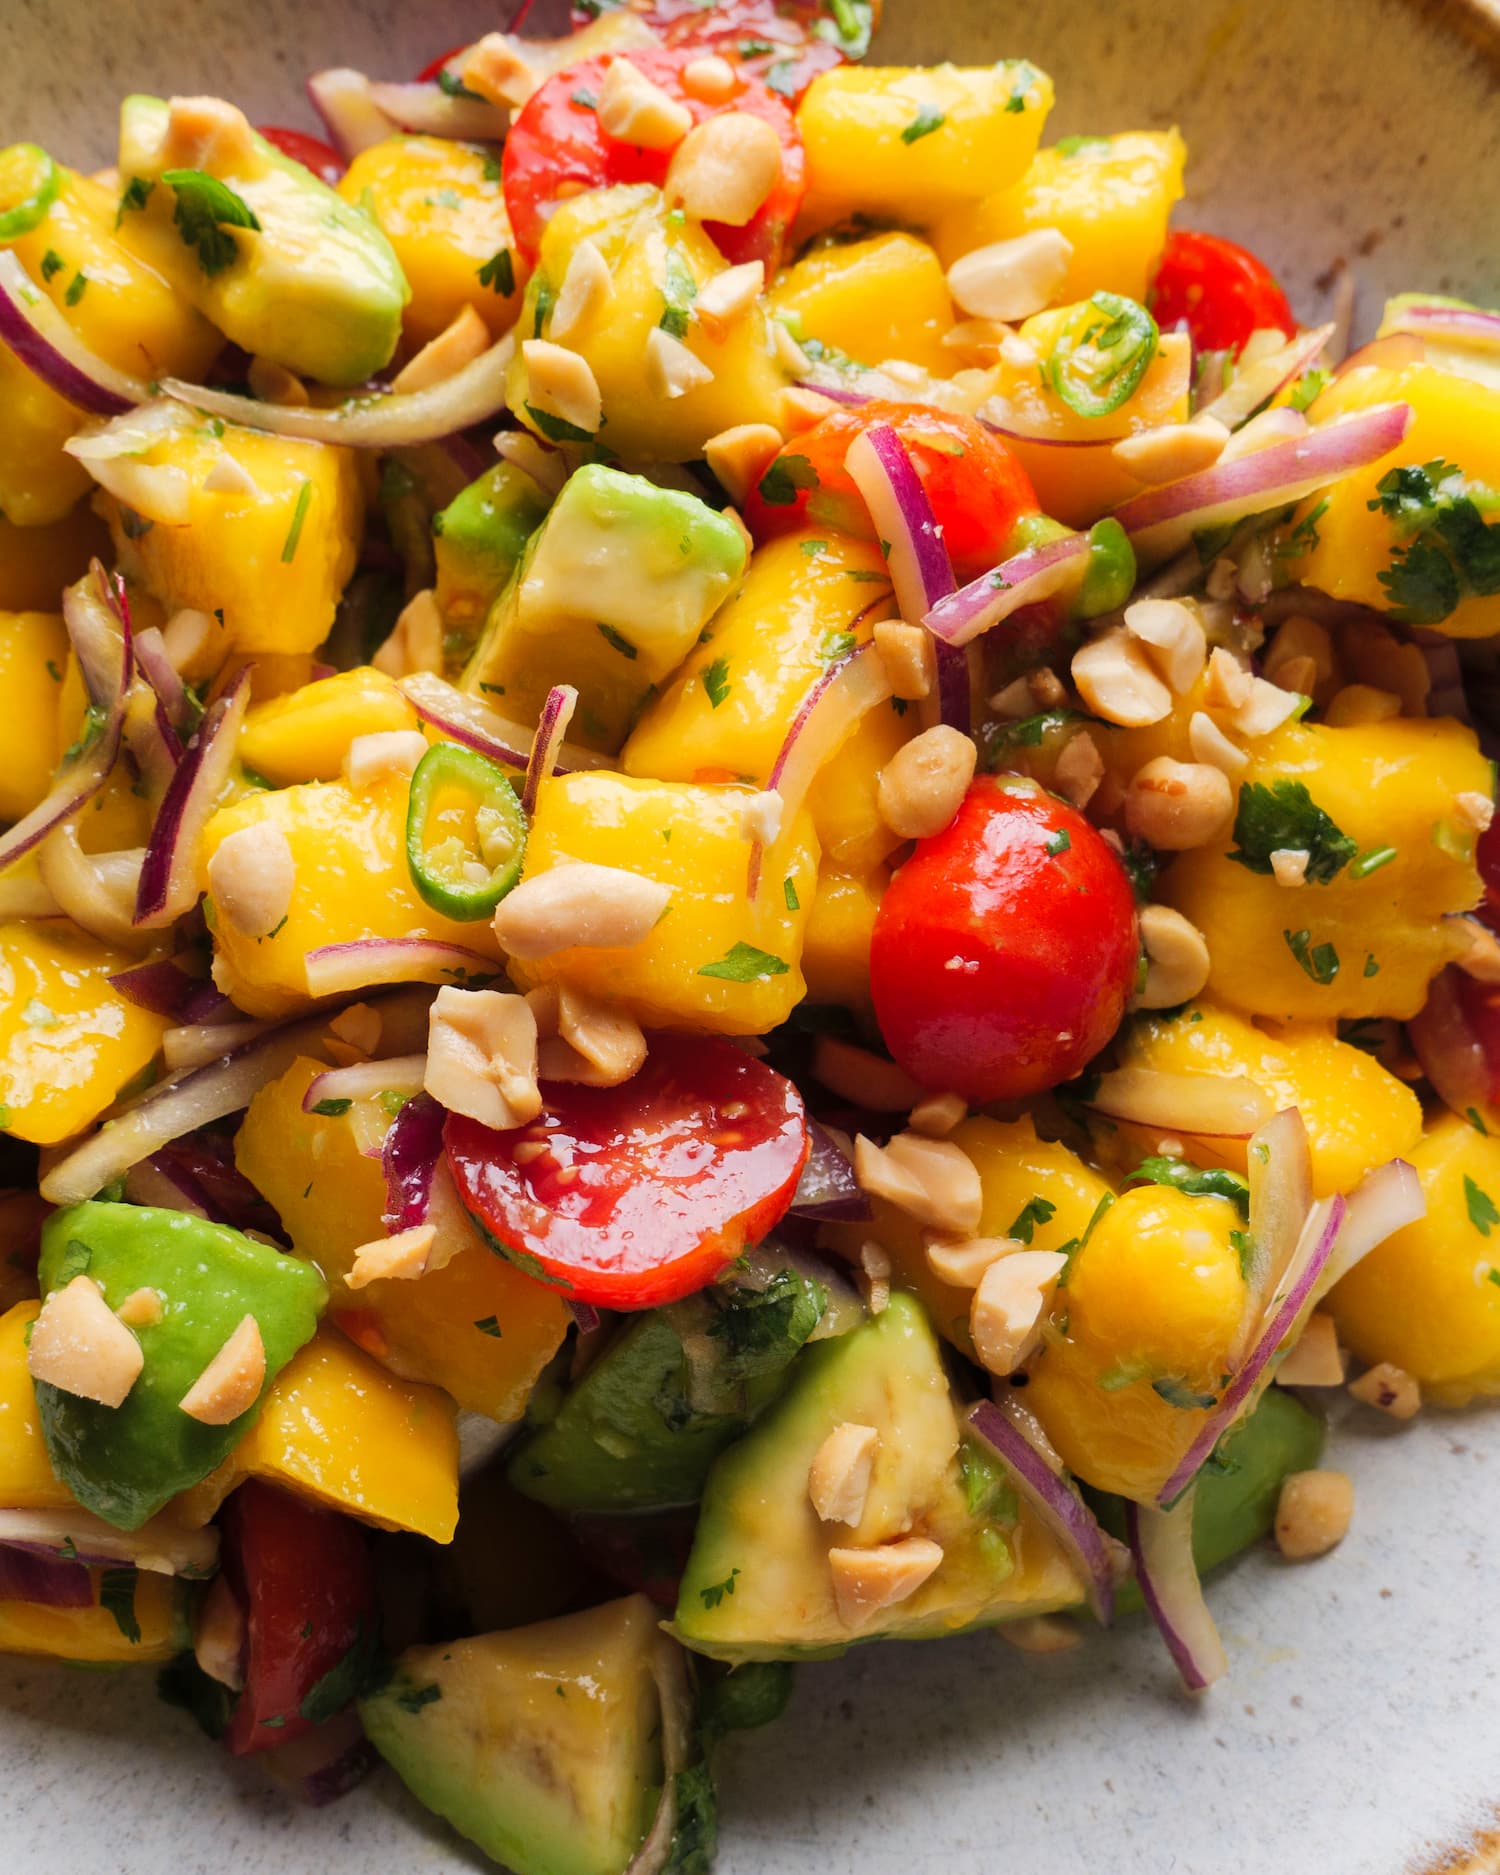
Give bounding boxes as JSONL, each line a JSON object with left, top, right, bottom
{"left": 797, "top": 62, "right": 1052, "bottom": 225}
{"left": 623, "top": 530, "right": 899, "bottom": 787}
{"left": 0, "top": 502, "right": 111, "bottom": 611}
{"left": 0, "top": 1568, "right": 185, "bottom": 1663}
{"left": 1025, "top": 1185, "right": 1246, "bottom": 1501}
{"left": 0, "top": 920, "right": 168, "bottom": 1144}
{"left": 1116, "top": 1003, "right": 1422, "bottom": 1199}
{"left": 1278, "top": 360, "right": 1500, "bottom": 639}
{"left": 97, "top": 408, "right": 364, "bottom": 657}
{"left": 178, "top": 1329, "right": 459, "bottom": 1542}
{"left": 0, "top": 1301, "right": 75, "bottom": 1509}
{"left": 802, "top": 866, "right": 883, "bottom": 1008}
{"left": 808, "top": 702, "right": 911, "bottom": 878}
{"left": 1162, "top": 716, "right": 1489, "bottom": 1021}
{"left": 339, "top": 136, "right": 527, "bottom": 350}
{"left": 235, "top": 1058, "right": 570, "bottom": 1422}
{"left": 826, "top": 1117, "right": 1112, "bottom": 1359}
{"left": 201, "top": 775, "right": 501, "bottom": 1019}
{"left": 0, "top": 611, "right": 67, "bottom": 820}
{"left": 0, "top": 346, "right": 95, "bottom": 528}
{"left": 508, "top": 771, "right": 817, "bottom": 1035}
{"left": 239, "top": 667, "right": 419, "bottom": 786}
{"left": 1329, "top": 1114, "right": 1500, "bottom": 1404}
{"left": 507, "top": 185, "right": 790, "bottom": 462}
{"left": 769, "top": 232, "right": 957, "bottom": 376}
{"left": 933, "top": 131, "right": 1186, "bottom": 306}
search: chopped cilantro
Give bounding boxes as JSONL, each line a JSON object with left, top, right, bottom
{"left": 1125, "top": 1157, "right": 1251, "bottom": 1218}
{"left": 703, "top": 656, "right": 731, "bottom": 709}
{"left": 1349, "top": 845, "right": 1397, "bottom": 879}
{"left": 1369, "top": 459, "right": 1500, "bottom": 625}
{"left": 1228, "top": 779, "right": 1356, "bottom": 884}
{"left": 1056, "top": 134, "right": 1112, "bottom": 157}
{"left": 1465, "top": 1173, "right": 1500, "bottom": 1237}
{"left": 480, "top": 151, "right": 502, "bottom": 183}
{"left": 299, "top": 1621, "right": 379, "bottom": 1725}
{"left": 1054, "top": 1191, "right": 1115, "bottom": 1287}
{"left": 1005, "top": 60, "right": 1042, "bottom": 111}
{"left": 900, "top": 103, "right": 946, "bottom": 143}
{"left": 1287, "top": 366, "right": 1330, "bottom": 413}
{"left": 1007, "top": 1195, "right": 1057, "bottom": 1243}
{"left": 1152, "top": 1376, "right": 1219, "bottom": 1411}
{"left": 1468, "top": 1107, "right": 1490, "bottom": 1135}
{"left": 1274, "top": 496, "right": 1329, "bottom": 562}
{"left": 820, "top": 627, "right": 857, "bottom": 665}
{"left": 395, "top": 1682, "right": 443, "bottom": 1714}
{"left": 525, "top": 402, "right": 595, "bottom": 443}
{"left": 1229, "top": 1228, "right": 1257, "bottom": 1280}
{"left": 436, "top": 68, "right": 484, "bottom": 100}
{"left": 1339, "top": 1017, "right": 1387, "bottom": 1053}
{"left": 597, "top": 622, "right": 638, "bottom": 659}
{"left": 1283, "top": 928, "right": 1340, "bottom": 984}
{"left": 100, "top": 1569, "right": 142, "bottom": 1644}
{"left": 571, "top": 87, "right": 599, "bottom": 110}
{"left": 659, "top": 247, "right": 698, "bottom": 338}
{"left": 757, "top": 453, "right": 819, "bottom": 507}
{"left": 783, "top": 876, "right": 800, "bottom": 911}
{"left": 118, "top": 176, "right": 154, "bottom": 223}
{"left": 40, "top": 248, "right": 63, "bottom": 281}
{"left": 478, "top": 247, "right": 516, "bottom": 295}
{"left": 532, "top": 276, "right": 556, "bottom": 338}
{"left": 800, "top": 538, "right": 827, "bottom": 557}
{"left": 280, "top": 478, "right": 312, "bottom": 563}
{"left": 1363, "top": 952, "right": 1381, "bottom": 977}
{"left": 378, "top": 1090, "right": 410, "bottom": 1118}
{"left": 1044, "top": 828, "right": 1071, "bottom": 857}
{"left": 474, "top": 1315, "right": 502, "bottom": 1337}
{"left": 311, "top": 1097, "right": 353, "bottom": 1117}
{"left": 44, "top": 659, "right": 60, "bottom": 682}
{"left": 699, "top": 1567, "right": 741, "bottom": 1609}
{"left": 699, "top": 942, "right": 789, "bottom": 982}
{"left": 162, "top": 168, "right": 261, "bottom": 277}
{"left": 764, "top": 60, "right": 799, "bottom": 97}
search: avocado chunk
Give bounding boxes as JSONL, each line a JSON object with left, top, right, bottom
{"left": 509, "top": 1262, "right": 826, "bottom": 1515}
{"left": 672, "top": 1293, "right": 1083, "bottom": 1663}
{"left": 360, "top": 1595, "right": 703, "bottom": 1875}
{"left": 463, "top": 463, "right": 747, "bottom": 752}
{"left": 434, "top": 460, "right": 554, "bottom": 655}
{"left": 117, "top": 95, "right": 408, "bottom": 385}
{"left": 34, "top": 1202, "right": 325, "bottom": 1530}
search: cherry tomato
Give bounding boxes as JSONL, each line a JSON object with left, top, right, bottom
{"left": 569, "top": 0, "right": 856, "bottom": 99}
{"left": 445, "top": 1033, "right": 808, "bottom": 1308}
{"left": 1455, "top": 971, "right": 1500, "bottom": 1101}
{"left": 742, "top": 402, "right": 1039, "bottom": 586}
{"left": 257, "top": 126, "right": 345, "bottom": 186}
{"left": 502, "top": 46, "right": 806, "bottom": 270}
{"left": 1148, "top": 230, "right": 1297, "bottom": 356}
{"left": 870, "top": 778, "right": 1139, "bottom": 1102}
{"left": 220, "top": 1481, "right": 378, "bottom": 1757}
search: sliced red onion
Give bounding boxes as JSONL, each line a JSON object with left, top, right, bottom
{"left": 0, "top": 1544, "right": 94, "bottom": 1608}
{"left": 1382, "top": 300, "right": 1500, "bottom": 349}
{"left": 1332, "top": 332, "right": 1426, "bottom": 379}
{"left": 794, "top": 377, "right": 871, "bottom": 408}
{"left": 379, "top": 1090, "right": 446, "bottom": 1231}
{"left": 163, "top": 333, "right": 515, "bottom": 449}
{"left": 399, "top": 670, "right": 607, "bottom": 774}
{"left": 523, "top": 683, "right": 578, "bottom": 816}
{"left": 966, "top": 1396, "right": 1123, "bottom": 1625}
{"left": 1157, "top": 1194, "right": 1346, "bottom": 1508}
{"left": 1087, "top": 1067, "right": 1274, "bottom": 1139}
{"left": 981, "top": 417, "right": 1125, "bottom": 451}
{"left": 109, "top": 956, "right": 216, "bottom": 1020}
{"left": 1197, "top": 323, "right": 1336, "bottom": 432}
{"left": 747, "top": 639, "right": 893, "bottom": 898}
{"left": 123, "top": 1155, "right": 211, "bottom": 1218}
{"left": 0, "top": 1506, "right": 218, "bottom": 1577}
{"left": 263, "top": 1707, "right": 378, "bottom": 1807}
{"left": 123, "top": 683, "right": 183, "bottom": 795}
{"left": 133, "top": 626, "right": 194, "bottom": 739}
{"left": 38, "top": 824, "right": 148, "bottom": 954}
{"left": 303, "top": 939, "right": 497, "bottom": 1000}
{"left": 0, "top": 250, "right": 147, "bottom": 416}
{"left": 1111, "top": 402, "right": 1414, "bottom": 565}
{"left": 366, "top": 80, "right": 509, "bottom": 142}
{"left": 134, "top": 668, "right": 251, "bottom": 930}
{"left": 307, "top": 68, "right": 400, "bottom": 159}
{"left": 1409, "top": 967, "right": 1491, "bottom": 1127}
{"left": 133, "top": 1135, "right": 288, "bottom": 1243}
{"left": 0, "top": 866, "right": 60, "bottom": 919}
{"left": 923, "top": 532, "right": 1090, "bottom": 649}
{"left": 1125, "top": 1491, "right": 1227, "bottom": 1693}
{"left": 568, "top": 1299, "right": 603, "bottom": 1334}
{"left": 305, "top": 1056, "right": 427, "bottom": 1116}
{"left": 1242, "top": 1107, "right": 1313, "bottom": 1314}
{"left": 789, "top": 1120, "right": 869, "bottom": 1221}
{"left": 1317, "top": 1157, "right": 1425, "bottom": 1295}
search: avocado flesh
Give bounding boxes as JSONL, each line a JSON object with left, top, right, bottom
{"left": 463, "top": 463, "right": 747, "bottom": 753}
{"left": 359, "top": 1596, "right": 667, "bottom": 1875}
{"left": 117, "top": 95, "right": 408, "bottom": 385}
{"left": 434, "top": 461, "right": 554, "bottom": 656}
{"left": 672, "top": 1294, "right": 1083, "bottom": 1663}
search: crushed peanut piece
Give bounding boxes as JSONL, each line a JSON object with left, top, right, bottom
{"left": 425, "top": 985, "right": 541, "bottom": 1131}
{"left": 1111, "top": 415, "right": 1229, "bottom": 485}
{"left": 970, "top": 1249, "right": 1066, "bottom": 1376}
{"left": 114, "top": 1287, "right": 163, "bottom": 1329}
{"left": 1455, "top": 790, "right": 1495, "bottom": 833}
{"left": 858, "top": 1241, "right": 891, "bottom": 1315}
{"left": 872, "top": 620, "right": 936, "bottom": 702}
{"left": 461, "top": 32, "right": 538, "bottom": 108}
{"left": 597, "top": 57, "right": 693, "bottom": 149}
{"left": 328, "top": 1003, "right": 381, "bottom": 1056}
{"left": 492, "top": 861, "right": 671, "bottom": 959}
{"left": 665, "top": 111, "right": 783, "bottom": 225}
{"left": 908, "top": 1091, "right": 966, "bottom": 1137}
{"left": 779, "top": 386, "right": 840, "bottom": 433}
{"left": 704, "top": 423, "right": 782, "bottom": 506}
{"left": 393, "top": 303, "right": 491, "bottom": 394}
{"left": 681, "top": 53, "right": 738, "bottom": 103}
{"left": 854, "top": 1131, "right": 983, "bottom": 1236}
{"left": 1134, "top": 904, "right": 1211, "bottom": 1010}
{"left": 521, "top": 338, "right": 602, "bottom": 435}
{"left": 646, "top": 326, "right": 715, "bottom": 400}
{"left": 1204, "top": 646, "right": 1253, "bottom": 712}
{"left": 202, "top": 451, "right": 261, "bottom": 495}
{"left": 528, "top": 981, "right": 648, "bottom": 1088}
{"left": 348, "top": 1223, "right": 439, "bottom": 1290}
{"left": 549, "top": 237, "right": 613, "bottom": 343}
{"left": 1274, "top": 1311, "right": 1346, "bottom": 1387}
{"left": 1124, "top": 757, "right": 1234, "bottom": 851}
{"left": 1187, "top": 709, "right": 1248, "bottom": 777}
{"left": 1270, "top": 847, "right": 1310, "bottom": 888}
{"left": 925, "top": 1233, "right": 1018, "bottom": 1290}
{"left": 179, "top": 1315, "right": 266, "bottom": 1426}
{"left": 809, "top": 1421, "right": 879, "bottom": 1525}
{"left": 1124, "top": 598, "right": 1207, "bottom": 695}
{"left": 1053, "top": 730, "right": 1105, "bottom": 808}
{"left": 1274, "top": 1468, "right": 1354, "bottom": 1559}
{"left": 1348, "top": 1360, "right": 1421, "bottom": 1420}
{"left": 738, "top": 789, "right": 783, "bottom": 845}
{"left": 694, "top": 260, "right": 765, "bottom": 340}
{"left": 877, "top": 724, "right": 976, "bottom": 840}
{"left": 161, "top": 95, "right": 257, "bottom": 172}
{"left": 829, "top": 1537, "right": 943, "bottom": 1627}
{"left": 1072, "top": 628, "right": 1173, "bottom": 728}
{"left": 28, "top": 1275, "right": 145, "bottom": 1407}
{"left": 194, "top": 1573, "right": 245, "bottom": 1691}
{"left": 245, "top": 355, "right": 309, "bottom": 407}
{"left": 1323, "top": 683, "right": 1402, "bottom": 727}
{"left": 945, "top": 229, "right": 1073, "bottom": 323}
{"left": 344, "top": 728, "right": 428, "bottom": 790}
{"left": 372, "top": 588, "right": 444, "bottom": 678}
{"left": 814, "top": 1036, "right": 924, "bottom": 1112}
{"left": 206, "top": 823, "right": 296, "bottom": 940}
{"left": 1231, "top": 674, "right": 1304, "bottom": 739}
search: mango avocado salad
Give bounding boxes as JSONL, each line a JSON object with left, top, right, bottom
{"left": 1, "top": 0, "right": 1499, "bottom": 1866}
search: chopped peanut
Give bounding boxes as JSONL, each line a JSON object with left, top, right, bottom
{"left": 829, "top": 1537, "right": 943, "bottom": 1627}
{"left": 924, "top": 1233, "right": 1018, "bottom": 1289}
{"left": 945, "top": 230, "right": 1073, "bottom": 323}
{"left": 1323, "top": 683, "right": 1403, "bottom": 727}
{"left": 461, "top": 32, "right": 539, "bottom": 108}
{"left": 425, "top": 986, "right": 541, "bottom": 1131}
{"left": 1124, "top": 598, "right": 1207, "bottom": 694}
{"left": 1271, "top": 653, "right": 1320, "bottom": 699}
{"left": 1270, "top": 847, "right": 1310, "bottom": 888}
{"left": 179, "top": 1315, "right": 266, "bottom": 1426}
{"left": 665, "top": 112, "right": 783, "bottom": 225}
{"left": 373, "top": 589, "right": 444, "bottom": 678}
{"left": 528, "top": 982, "right": 648, "bottom": 1088}
{"left": 202, "top": 451, "right": 262, "bottom": 496}
{"left": 779, "top": 386, "right": 840, "bottom": 433}
{"left": 551, "top": 238, "right": 613, "bottom": 343}
{"left": 738, "top": 790, "right": 784, "bottom": 845}
{"left": 908, "top": 1091, "right": 966, "bottom": 1137}
{"left": 329, "top": 1002, "right": 381, "bottom": 1057}
{"left": 969, "top": 1249, "right": 1066, "bottom": 1376}
{"left": 813, "top": 1036, "right": 923, "bottom": 1112}
{"left": 598, "top": 57, "right": 694, "bottom": 148}
{"left": 343, "top": 728, "right": 428, "bottom": 790}
{"left": 854, "top": 1131, "right": 983, "bottom": 1236}
{"left": 348, "top": 1223, "right": 439, "bottom": 1290}
{"left": 1134, "top": 904, "right": 1211, "bottom": 1010}
{"left": 1111, "top": 416, "right": 1229, "bottom": 485}
{"left": 1204, "top": 646, "right": 1253, "bottom": 712}
{"left": 858, "top": 1241, "right": 891, "bottom": 1315}
{"left": 877, "top": 724, "right": 977, "bottom": 840}
{"left": 808, "top": 1421, "right": 879, "bottom": 1525}
{"left": 704, "top": 423, "right": 783, "bottom": 505}
{"left": 522, "top": 339, "right": 602, "bottom": 436}
{"left": 872, "top": 620, "right": 935, "bottom": 702}
{"left": 194, "top": 1574, "right": 245, "bottom": 1691}
{"left": 1124, "top": 757, "right": 1234, "bottom": 851}
{"left": 681, "top": 54, "right": 738, "bottom": 103}
{"left": 1054, "top": 730, "right": 1106, "bottom": 808}
{"left": 1348, "top": 1360, "right": 1422, "bottom": 1420}
{"left": 1187, "top": 710, "right": 1248, "bottom": 777}
{"left": 161, "top": 95, "right": 256, "bottom": 171}
{"left": 1455, "top": 790, "right": 1495, "bottom": 833}
{"left": 492, "top": 861, "right": 671, "bottom": 959}
{"left": 646, "top": 327, "right": 715, "bottom": 399}
{"left": 28, "top": 1276, "right": 145, "bottom": 1408}
{"left": 206, "top": 823, "right": 296, "bottom": 940}
{"left": 1274, "top": 1311, "right": 1346, "bottom": 1387}
{"left": 1072, "top": 628, "right": 1173, "bottom": 728}
{"left": 393, "top": 304, "right": 492, "bottom": 394}
{"left": 1274, "top": 1468, "right": 1354, "bottom": 1559}
{"left": 115, "top": 1287, "right": 163, "bottom": 1329}
{"left": 694, "top": 260, "right": 765, "bottom": 340}
{"left": 245, "top": 356, "right": 309, "bottom": 408}
{"left": 1230, "top": 674, "right": 1304, "bottom": 739}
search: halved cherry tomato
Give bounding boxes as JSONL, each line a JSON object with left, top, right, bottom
{"left": 742, "top": 402, "right": 1040, "bottom": 585}
{"left": 1456, "top": 971, "right": 1500, "bottom": 1101}
{"left": 870, "top": 778, "right": 1139, "bottom": 1102}
{"left": 1148, "top": 229, "right": 1297, "bottom": 356}
{"left": 257, "top": 126, "right": 346, "bottom": 186}
{"left": 502, "top": 46, "right": 806, "bottom": 270}
{"left": 570, "top": 0, "right": 859, "bottom": 99}
{"left": 220, "top": 1481, "right": 378, "bottom": 1757}
{"left": 445, "top": 1033, "right": 808, "bottom": 1308}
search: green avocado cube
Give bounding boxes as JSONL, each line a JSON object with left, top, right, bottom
{"left": 434, "top": 460, "right": 554, "bottom": 657}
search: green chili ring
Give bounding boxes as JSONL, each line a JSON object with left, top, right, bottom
{"left": 0, "top": 143, "right": 61, "bottom": 244}
{"left": 1045, "top": 290, "right": 1159, "bottom": 421}
{"left": 405, "top": 741, "right": 528, "bottom": 922}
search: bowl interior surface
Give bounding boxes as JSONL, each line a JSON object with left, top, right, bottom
{"left": 2, "top": 3, "right": 1499, "bottom": 1872}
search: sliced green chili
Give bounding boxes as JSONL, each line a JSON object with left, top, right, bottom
{"left": 405, "top": 742, "right": 527, "bottom": 921}
{"left": 0, "top": 143, "right": 60, "bottom": 243}
{"left": 1045, "top": 292, "right": 1159, "bottom": 420}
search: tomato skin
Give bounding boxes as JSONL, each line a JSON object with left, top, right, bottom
{"left": 1148, "top": 230, "right": 1297, "bottom": 356}
{"left": 221, "top": 1481, "right": 378, "bottom": 1757}
{"left": 445, "top": 1034, "right": 809, "bottom": 1308}
{"left": 502, "top": 47, "right": 806, "bottom": 270}
{"left": 742, "top": 403, "right": 1040, "bottom": 585}
{"left": 1456, "top": 972, "right": 1500, "bottom": 1101}
{"left": 870, "top": 779, "right": 1139, "bottom": 1102}
{"left": 567, "top": 0, "right": 850, "bottom": 98}
{"left": 257, "top": 126, "right": 346, "bottom": 186}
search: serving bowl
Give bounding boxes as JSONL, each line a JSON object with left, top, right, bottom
{"left": 2, "top": 2, "right": 1500, "bottom": 1871}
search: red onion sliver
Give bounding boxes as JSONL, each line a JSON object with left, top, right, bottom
{"left": 1382, "top": 300, "right": 1500, "bottom": 349}
{"left": 266, "top": 1709, "right": 380, "bottom": 1808}
{"left": 1111, "top": 402, "right": 1414, "bottom": 565}
{"left": 0, "top": 1506, "right": 218, "bottom": 1577}
{"left": 398, "top": 670, "right": 607, "bottom": 774}
{"left": 568, "top": 1299, "right": 603, "bottom": 1334}
{"left": 966, "top": 1396, "right": 1122, "bottom": 1625}
{"left": 133, "top": 626, "right": 193, "bottom": 738}
{"left": 924, "top": 532, "right": 1090, "bottom": 648}
{"left": 1316, "top": 1157, "right": 1425, "bottom": 1296}
{"left": 305, "top": 1055, "right": 428, "bottom": 1116}
{"left": 366, "top": 79, "right": 509, "bottom": 141}
{"left": 0, "top": 251, "right": 147, "bottom": 416}
{"left": 789, "top": 1120, "right": 870, "bottom": 1221}
{"left": 1196, "top": 323, "right": 1337, "bottom": 432}
{"left": 307, "top": 68, "right": 400, "bottom": 159}
{"left": 0, "top": 1543, "right": 94, "bottom": 1608}
{"left": 1332, "top": 332, "right": 1426, "bottom": 380}
{"left": 109, "top": 956, "right": 214, "bottom": 1019}
{"left": 303, "top": 939, "right": 497, "bottom": 1000}
{"left": 794, "top": 376, "right": 871, "bottom": 408}
{"left": 1126, "top": 1491, "right": 1227, "bottom": 1693}
{"left": 523, "top": 683, "right": 579, "bottom": 815}
{"left": 1409, "top": 967, "right": 1493, "bottom": 1127}
{"left": 381, "top": 1091, "right": 446, "bottom": 1231}
{"left": 1243, "top": 1107, "right": 1313, "bottom": 1311}
{"left": 134, "top": 668, "right": 251, "bottom": 929}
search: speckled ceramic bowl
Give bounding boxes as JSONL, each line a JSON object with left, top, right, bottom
{"left": 3, "top": 4, "right": 1500, "bottom": 1872}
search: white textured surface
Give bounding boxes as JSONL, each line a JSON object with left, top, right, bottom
{"left": 2, "top": 2, "right": 1499, "bottom": 1872}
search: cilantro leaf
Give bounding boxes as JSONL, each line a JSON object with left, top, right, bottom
{"left": 756, "top": 453, "right": 819, "bottom": 507}
{"left": 280, "top": 479, "right": 312, "bottom": 564}
{"left": 597, "top": 622, "right": 637, "bottom": 659}
{"left": 1465, "top": 1173, "right": 1500, "bottom": 1237}
{"left": 478, "top": 247, "right": 515, "bottom": 295}
{"left": 698, "top": 942, "right": 789, "bottom": 982}
{"left": 1229, "top": 1228, "right": 1257, "bottom": 1279}
{"left": 1228, "top": 780, "right": 1356, "bottom": 884}
{"left": 298, "top": 1620, "right": 380, "bottom": 1725}
{"left": 703, "top": 656, "right": 731, "bottom": 709}
{"left": 1380, "top": 536, "right": 1463, "bottom": 624}
{"left": 1368, "top": 458, "right": 1500, "bottom": 623}
{"left": 1125, "top": 1157, "right": 1251, "bottom": 1219}
{"left": 99, "top": 1568, "right": 142, "bottom": 1644}
{"left": 660, "top": 247, "right": 698, "bottom": 338}
{"left": 901, "top": 103, "right": 946, "bottom": 143}
{"left": 474, "top": 1315, "right": 502, "bottom": 1337}
{"left": 525, "top": 402, "right": 596, "bottom": 444}
{"left": 783, "top": 876, "right": 800, "bottom": 911}
{"left": 162, "top": 168, "right": 260, "bottom": 278}
{"left": 1283, "top": 928, "right": 1340, "bottom": 984}
{"left": 1006, "top": 1195, "right": 1056, "bottom": 1244}
{"left": 394, "top": 1681, "right": 443, "bottom": 1714}
{"left": 1152, "top": 1376, "right": 1219, "bottom": 1411}
{"left": 310, "top": 1097, "right": 353, "bottom": 1117}
{"left": 436, "top": 68, "right": 484, "bottom": 100}
{"left": 699, "top": 1567, "right": 740, "bottom": 1609}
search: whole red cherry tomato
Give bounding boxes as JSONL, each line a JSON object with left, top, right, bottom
{"left": 1148, "top": 230, "right": 1297, "bottom": 356}
{"left": 445, "top": 1034, "right": 808, "bottom": 1308}
{"left": 502, "top": 46, "right": 806, "bottom": 270}
{"left": 257, "top": 126, "right": 345, "bottom": 186}
{"left": 870, "top": 778, "right": 1139, "bottom": 1102}
{"left": 742, "top": 403, "right": 1039, "bottom": 586}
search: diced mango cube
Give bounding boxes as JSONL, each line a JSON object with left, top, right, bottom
{"left": 769, "top": 232, "right": 957, "bottom": 377}
{"left": 239, "top": 668, "right": 419, "bottom": 786}
{"left": 0, "top": 502, "right": 111, "bottom": 612}
{"left": 0, "top": 611, "right": 68, "bottom": 821}
{"left": 801, "top": 866, "right": 883, "bottom": 1009}
{"left": 0, "top": 1301, "right": 75, "bottom": 1509}
{"left": 0, "top": 1568, "right": 186, "bottom": 1663}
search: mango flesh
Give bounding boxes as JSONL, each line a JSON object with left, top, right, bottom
{"left": 238, "top": 667, "right": 419, "bottom": 786}
{"left": 0, "top": 1567, "right": 187, "bottom": 1663}
{"left": 0, "top": 610, "right": 67, "bottom": 820}
{"left": 769, "top": 232, "right": 958, "bottom": 377}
